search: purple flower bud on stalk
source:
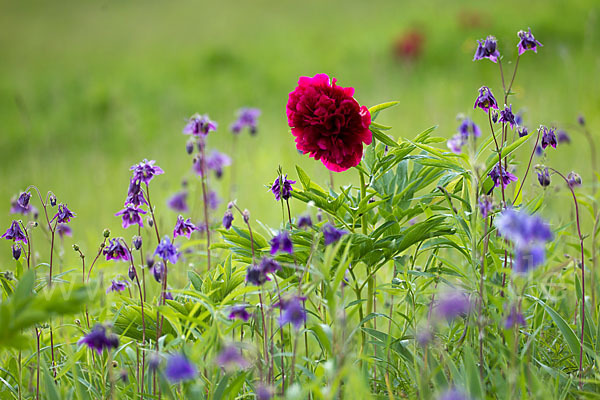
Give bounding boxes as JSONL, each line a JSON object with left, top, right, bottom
{"left": 537, "top": 168, "right": 551, "bottom": 187}
{"left": 185, "top": 140, "right": 194, "bottom": 155}
{"left": 518, "top": 127, "right": 528, "bottom": 137}
{"left": 478, "top": 195, "right": 493, "bottom": 218}
{"left": 535, "top": 145, "right": 543, "bottom": 156}
{"left": 270, "top": 231, "right": 293, "bottom": 254}
{"left": 242, "top": 209, "right": 250, "bottom": 223}
{"left": 578, "top": 115, "right": 585, "bottom": 127}
{"left": 2, "top": 221, "right": 28, "bottom": 244}
{"left": 164, "top": 292, "right": 173, "bottom": 300}
{"left": 567, "top": 172, "right": 582, "bottom": 188}
{"left": 52, "top": 204, "right": 75, "bottom": 224}
{"left": 517, "top": 28, "right": 542, "bottom": 55}
{"left": 17, "top": 192, "right": 31, "bottom": 208}
{"left": 130, "top": 159, "right": 164, "bottom": 185}
{"left": 125, "top": 179, "right": 147, "bottom": 207}
{"left": 154, "top": 236, "right": 179, "bottom": 264}
{"left": 270, "top": 175, "right": 296, "bottom": 201}
{"left": 173, "top": 215, "right": 198, "bottom": 239}
{"left": 167, "top": 191, "right": 188, "bottom": 213}
{"left": 473, "top": 86, "right": 498, "bottom": 112}
{"left": 473, "top": 35, "right": 500, "bottom": 63}
{"left": 12, "top": 244, "right": 21, "bottom": 260}
{"left": 132, "top": 235, "right": 142, "bottom": 250}
{"left": 152, "top": 261, "right": 164, "bottom": 282}
{"left": 115, "top": 204, "right": 146, "bottom": 229}
{"left": 165, "top": 354, "right": 196, "bottom": 383}
{"left": 222, "top": 210, "right": 234, "bottom": 229}
{"left": 106, "top": 279, "right": 128, "bottom": 294}
{"left": 323, "top": 223, "right": 347, "bottom": 245}
{"left": 49, "top": 194, "right": 57, "bottom": 207}
{"left": 128, "top": 265, "right": 136, "bottom": 281}
{"left": 491, "top": 111, "right": 499, "bottom": 124}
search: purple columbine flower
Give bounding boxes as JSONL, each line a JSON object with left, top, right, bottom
{"left": 458, "top": 118, "right": 481, "bottom": 139}
{"left": 222, "top": 210, "right": 234, "bottom": 230}
{"left": 164, "top": 292, "right": 174, "bottom": 300}
{"left": 518, "top": 127, "right": 528, "bottom": 137}
{"left": 436, "top": 292, "right": 471, "bottom": 321}
{"left": 183, "top": 114, "right": 218, "bottom": 136}
{"left": 578, "top": 115, "right": 585, "bottom": 127}
{"left": 473, "top": 86, "right": 498, "bottom": 112}
{"left": 130, "top": 159, "right": 164, "bottom": 185}
{"left": 167, "top": 191, "right": 188, "bottom": 212}
{"left": 438, "top": 388, "right": 470, "bottom": 400}
{"left": 488, "top": 163, "right": 518, "bottom": 189}
{"left": 246, "top": 264, "right": 269, "bottom": 286}
{"left": 228, "top": 305, "right": 251, "bottom": 321}
{"left": 231, "top": 108, "right": 261, "bottom": 135}
{"left": 208, "top": 191, "right": 221, "bottom": 210}
{"left": 447, "top": 134, "right": 464, "bottom": 154}
{"left": 540, "top": 126, "right": 557, "bottom": 149}
{"left": 270, "top": 175, "right": 296, "bottom": 201}
{"left": 154, "top": 236, "right": 179, "bottom": 264}
{"left": 495, "top": 208, "right": 553, "bottom": 247}
{"left": 504, "top": 305, "right": 526, "bottom": 329}
{"left": 173, "top": 215, "right": 198, "bottom": 239}
{"left": 115, "top": 204, "right": 146, "bottom": 229}
{"left": 322, "top": 223, "right": 347, "bottom": 245}
{"left": 17, "top": 192, "right": 31, "bottom": 208}
{"left": 517, "top": 28, "right": 542, "bottom": 56}
{"left": 473, "top": 35, "right": 500, "bottom": 63}
{"left": 12, "top": 244, "right": 21, "bottom": 260}
{"left": 478, "top": 195, "right": 493, "bottom": 218}
{"left": 215, "top": 346, "right": 250, "bottom": 370}
{"left": 277, "top": 296, "right": 307, "bottom": 329}
{"left": 165, "top": 354, "right": 197, "bottom": 383}
{"left": 106, "top": 279, "right": 128, "bottom": 294}
{"left": 10, "top": 196, "right": 37, "bottom": 216}
{"left": 125, "top": 179, "right": 147, "bottom": 207}
{"left": 78, "top": 325, "right": 119, "bottom": 355}
{"left": 270, "top": 231, "right": 293, "bottom": 255}
{"left": 499, "top": 104, "right": 517, "bottom": 129}
{"left": 259, "top": 257, "right": 281, "bottom": 274}
{"left": 52, "top": 204, "right": 75, "bottom": 224}
{"left": 537, "top": 168, "right": 551, "bottom": 187}
{"left": 297, "top": 215, "right": 312, "bottom": 229}
{"left": 2, "top": 221, "right": 28, "bottom": 244}
{"left": 567, "top": 172, "right": 582, "bottom": 188}
{"left": 515, "top": 111, "right": 524, "bottom": 126}
{"left": 205, "top": 151, "right": 232, "bottom": 179}
{"left": 535, "top": 145, "right": 544, "bottom": 156}
{"left": 152, "top": 261, "right": 164, "bottom": 282}
{"left": 514, "top": 245, "right": 546, "bottom": 273}
{"left": 557, "top": 130, "right": 570, "bottom": 144}
{"left": 103, "top": 239, "right": 130, "bottom": 261}
{"left": 256, "top": 385, "right": 273, "bottom": 400}
{"left": 56, "top": 223, "right": 72, "bottom": 238}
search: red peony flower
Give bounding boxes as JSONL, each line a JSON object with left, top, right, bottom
{"left": 286, "top": 74, "right": 372, "bottom": 172}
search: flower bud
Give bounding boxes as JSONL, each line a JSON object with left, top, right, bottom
{"left": 222, "top": 210, "right": 234, "bottom": 230}
{"left": 578, "top": 115, "right": 585, "bottom": 127}
{"left": 147, "top": 217, "right": 154, "bottom": 227}
{"left": 73, "top": 244, "right": 80, "bottom": 251}
{"left": 49, "top": 194, "right": 57, "bottom": 207}
{"left": 567, "top": 172, "right": 582, "bottom": 188}
{"left": 128, "top": 265, "right": 136, "bottom": 281}
{"left": 491, "top": 111, "right": 499, "bottom": 124}
{"left": 242, "top": 209, "right": 250, "bottom": 223}
{"left": 12, "top": 244, "right": 21, "bottom": 260}
{"left": 152, "top": 261, "right": 164, "bottom": 282}
{"left": 185, "top": 140, "right": 195, "bottom": 155}
{"left": 537, "top": 168, "right": 551, "bottom": 187}
{"left": 132, "top": 235, "right": 142, "bottom": 250}
{"left": 103, "top": 229, "right": 111, "bottom": 238}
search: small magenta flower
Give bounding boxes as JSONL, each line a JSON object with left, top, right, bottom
{"left": 130, "top": 159, "right": 164, "bottom": 184}
{"left": 270, "top": 231, "right": 293, "bottom": 254}
{"left": 504, "top": 305, "right": 526, "bottom": 329}
{"left": 567, "top": 172, "right": 582, "bottom": 188}
{"left": 173, "top": 215, "right": 198, "bottom": 239}
{"left": 115, "top": 204, "right": 146, "bottom": 229}
{"left": 17, "top": 192, "right": 31, "bottom": 208}
{"left": 270, "top": 175, "right": 296, "bottom": 201}
{"left": 537, "top": 168, "right": 551, "bottom": 187}
{"left": 12, "top": 244, "right": 21, "bottom": 260}
{"left": 154, "top": 236, "right": 179, "bottom": 264}
{"left": 446, "top": 134, "right": 464, "bottom": 154}
{"left": 259, "top": 257, "right": 281, "bottom": 274}
{"left": 167, "top": 191, "right": 188, "bottom": 212}
{"left": 322, "top": 223, "right": 347, "bottom": 245}
{"left": 277, "top": 296, "right": 307, "bottom": 329}
{"left": 183, "top": 114, "right": 218, "bottom": 136}
{"left": 478, "top": 195, "right": 493, "bottom": 218}
{"left": 540, "top": 126, "right": 557, "bottom": 149}
{"left": 473, "top": 86, "right": 498, "bottom": 112}
{"left": 206, "top": 151, "right": 232, "bottom": 179}
{"left": 103, "top": 239, "right": 130, "bottom": 261}
{"left": 222, "top": 210, "right": 234, "bottom": 230}
{"left": 488, "top": 163, "right": 518, "bottom": 188}
{"left": 56, "top": 223, "right": 72, "bottom": 238}
{"left": 106, "top": 279, "right": 129, "bottom": 294}
{"left": 78, "top": 325, "right": 119, "bottom": 355}
{"left": 2, "top": 221, "right": 28, "bottom": 244}
{"left": 458, "top": 118, "right": 481, "bottom": 138}
{"left": 557, "top": 130, "right": 570, "bottom": 144}
{"left": 499, "top": 104, "right": 517, "bottom": 129}
{"left": 125, "top": 179, "right": 147, "bottom": 207}
{"left": 165, "top": 354, "right": 197, "bottom": 383}
{"left": 231, "top": 108, "right": 261, "bottom": 135}
{"left": 215, "top": 346, "right": 250, "bottom": 370}
{"left": 246, "top": 264, "right": 269, "bottom": 286}
{"left": 517, "top": 28, "right": 542, "bottom": 55}
{"left": 52, "top": 204, "right": 75, "bottom": 224}
{"left": 297, "top": 215, "right": 312, "bottom": 229}
{"left": 228, "top": 305, "right": 251, "bottom": 321}
{"left": 473, "top": 35, "right": 500, "bottom": 63}
{"left": 436, "top": 292, "right": 471, "bottom": 321}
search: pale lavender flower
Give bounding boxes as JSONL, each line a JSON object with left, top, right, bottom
{"left": 206, "top": 151, "right": 232, "bottom": 179}
{"left": 277, "top": 296, "right": 307, "bottom": 329}
{"left": 436, "top": 292, "right": 471, "bottom": 321}
{"left": 106, "top": 279, "right": 128, "bottom": 294}
{"left": 78, "top": 325, "right": 119, "bottom": 355}
{"left": 323, "top": 223, "right": 347, "bottom": 245}
{"left": 215, "top": 346, "right": 250, "bottom": 370}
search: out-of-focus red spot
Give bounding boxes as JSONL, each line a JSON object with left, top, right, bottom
{"left": 394, "top": 29, "right": 425, "bottom": 61}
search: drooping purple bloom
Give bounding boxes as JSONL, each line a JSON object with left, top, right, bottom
{"left": 12, "top": 244, "right": 21, "bottom": 260}
{"left": 185, "top": 140, "right": 195, "bottom": 155}
{"left": 205, "top": 151, "right": 232, "bottom": 179}
{"left": 130, "top": 159, "right": 164, "bottom": 185}
{"left": 222, "top": 210, "right": 234, "bottom": 230}
{"left": 255, "top": 385, "right": 272, "bottom": 400}
{"left": 297, "top": 215, "right": 312, "bottom": 229}
{"left": 154, "top": 236, "right": 179, "bottom": 264}
{"left": 78, "top": 325, "right": 119, "bottom": 355}
{"left": 517, "top": 28, "right": 542, "bottom": 56}
{"left": 128, "top": 265, "right": 136, "bottom": 281}
{"left": 173, "top": 215, "right": 198, "bottom": 239}
{"left": 495, "top": 209, "right": 553, "bottom": 247}
{"left": 504, "top": 305, "right": 526, "bottom": 329}
{"left": 17, "top": 192, "right": 31, "bottom": 208}
{"left": 115, "top": 204, "right": 146, "bottom": 229}
{"left": 473, "top": 86, "right": 498, "bottom": 112}
{"left": 208, "top": 191, "right": 221, "bottom": 210}
{"left": 540, "top": 126, "right": 557, "bottom": 149}
{"left": 436, "top": 292, "right": 471, "bottom": 321}
{"left": 478, "top": 195, "right": 493, "bottom": 218}
{"left": 215, "top": 346, "right": 250, "bottom": 370}
{"left": 514, "top": 245, "right": 546, "bottom": 273}
{"left": 2, "top": 221, "right": 27, "bottom": 244}
{"left": 537, "top": 168, "right": 551, "bottom": 187}
{"left": 515, "top": 111, "right": 524, "bottom": 126}
{"left": 499, "top": 104, "right": 517, "bottom": 129}
{"left": 228, "top": 305, "right": 251, "bottom": 321}
{"left": 106, "top": 279, "right": 128, "bottom": 294}
{"left": 535, "top": 145, "right": 544, "bottom": 156}
{"left": 167, "top": 191, "right": 188, "bottom": 212}
{"left": 270, "top": 175, "right": 296, "bottom": 201}
{"left": 488, "top": 163, "right": 518, "bottom": 189}
{"left": 183, "top": 114, "right": 218, "bottom": 136}
{"left": 10, "top": 196, "right": 37, "bottom": 216}
{"left": 473, "top": 35, "right": 500, "bottom": 63}
{"left": 231, "top": 108, "right": 261, "bottom": 135}
{"left": 446, "top": 134, "right": 464, "bottom": 154}
{"left": 557, "top": 130, "right": 570, "bottom": 144}
{"left": 103, "top": 239, "right": 130, "bottom": 261}
{"left": 56, "top": 223, "right": 72, "bottom": 238}
{"left": 277, "top": 296, "right": 307, "bottom": 329}
{"left": 132, "top": 235, "right": 142, "bottom": 250}
{"left": 152, "top": 261, "right": 164, "bottom": 282}
{"left": 259, "top": 257, "right": 281, "bottom": 274}
{"left": 438, "top": 388, "right": 470, "bottom": 400}
{"left": 246, "top": 264, "right": 269, "bottom": 286}
{"left": 270, "top": 231, "right": 293, "bottom": 255}
{"left": 165, "top": 354, "right": 197, "bottom": 383}
{"left": 322, "top": 223, "right": 347, "bottom": 245}
{"left": 518, "top": 127, "right": 528, "bottom": 137}
{"left": 567, "top": 172, "right": 582, "bottom": 188}
{"left": 125, "top": 179, "right": 147, "bottom": 207}
{"left": 52, "top": 204, "right": 75, "bottom": 224}
{"left": 164, "top": 292, "right": 174, "bottom": 300}
{"left": 458, "top": 118, "right": 481, "bottom": 139}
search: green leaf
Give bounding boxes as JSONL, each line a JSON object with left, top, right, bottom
{"left": 368, "top": 101, "right": 399, "bottom": 119}
{"left": 371, "top": 128, "right": 399, "bottom": 148}
{"left": 295, "top": 165, "right": 312, "bottom": 190}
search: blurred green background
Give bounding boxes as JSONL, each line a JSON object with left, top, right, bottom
{"left": 1, "top": 0, "right": 599, "bottom": 267}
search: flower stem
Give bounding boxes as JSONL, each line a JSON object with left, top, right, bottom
{"left": 199, "top": 145, "right": 212, "bottom": 271}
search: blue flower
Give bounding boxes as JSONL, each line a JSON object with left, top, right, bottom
{"left": 2, "top": 220, "right": 27, "bottom": 244}
{"left": 277, "top": 296, "right": 307, "bottom": 330}
{"left": 167, "top": 191, "right": 188, "bottom": 212}
{"left": 78, "top": 325, "right": 119, "bottom": 355}
{"left": 270, "top": 175, "right": 296, "bottom": 201}
{"left": 154, "top": 236, "right": 179, "bottom": 264}
{"left": 165, "top": 354, "right": 196, "bottom": 383}
{"left": 436, "top": 292, "right": 471, "bottom": 321}
{"left": 322, "top": 223, "right": 347, "bottom": 246}
{"left": 473, "top": 35, "right": 500, "bottom": 63}
{"left": 270, "top": 231, "right": 293, "bottom": 255}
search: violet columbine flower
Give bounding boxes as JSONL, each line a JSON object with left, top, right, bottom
{"left": 103, "top": 239, "right": 130, "bottom": 261}
{"left": 567, "top": 172, "right": 582, "bottom": 188}
{"left": 52, "top": 204, "right": 75, "bottom": 224}
{"left": 499, "top": 104, "right": 517, "bottom": 129}
{"left": 222, "top": 210, "right": 234, "bottom": 230}
{"left": 297, "top": 215, "right": 312, "bottom": 229}
{"left": 495, "top": 209, "right": 553, "bottom": 247}
{"left": 535, "top": 145, "right": 543, "bottom": 156}
{"left": 2, "top": 221, "right": 27, "bottom": 244}
{"left": 473, "top": 35, "right": 500, "bottom": 63}
{"left": 56, "top": 223, "right": 72, "bottom": 239}
{"left": 478, "top": 195, "right": 493, "bottom": 218}
{"left": 115, "top": 204, "right": 146, "bottom": 229}
{"left": 322, "top": 223, "right": 347, "bottom": 245}
{"left": 130, "top": 159, "right": 164, "bottom": 185}
{"left": 215, "top": 346, "right": 250, "bottom": 370}
{"left": 78, "top": 325, "right": 119, "bottom": 355}
{"left": 12, "top": 244, "right": 21, "bottom": 260}
{"left": 515, "top": 111, "right": 523, "bottom": 126}
{"left": 164, "top": 292, "right": 173, "bottom": 300}
{"left": 208, "top": 191, "right": 221, "bottom": 210}
{"left": 17, "top": 192, "right": 31, "bottom": 208}
{"left": 473, "top": 86, "right": 498, "bottom": 112}
{"left": 278, "top": 296, "right": 307, "bottom": 329}
{"left": 125, "top": 179, "right": 147, "bottom": 207}
{"left": 438, "top": 388, "right": 470, "bottom": 400}
{"left": 183, "top": 114, "right": 218, "bottom": 136}
{"left": 458, "top": 118, "right": 481, "bottom": 139}
{"left": 256, "top": 385, "right": 273, "bottom": 400}
{"left": 205, "top": 151, "right": 232, "bottom": 179}
{"left": 504, "top": 305, "right": 526, "bottom": 329}
{"left": 518, "top": 127, "right": 528, "bottom": 137}
{"left": 154, "top": 236, "right": 179, "bottom": 264}
{"left": 231, "top": 108, "right": 261, "bottom": 135}
{"left": 106, "top": 279, "right": 128, "bottom": 294}
{"left": 167, "top": 191, "right": 188, "bottom": 212}
{"left": 557, "top": 130, "right": 570, "bottom": 144}
{"left": 259, "top": 257, "right": 281, "bottom": 274}
{"left": 246, "top": 264, "right": 269, "bottom": 286}
{"left": 436, "top": 292, "right": 471, "bottom": 321}
{"left": 540, "top": 126, "right": 557, "bottom": 149}
{"left": 152, "top": 261, "right": 164, "bottom": 282}
{"left": 537, "top": 168, "right": 551, "bottom": 187}
{"left": 173, "top": 215, "right": 198, "bottom": 239}
{"left": 514, "top": 245, "right": 546, "bottom": 273}
{"left": 165, "top": 354, "right": 197, "bottom": 383}
{"left": 228, "top": 305, "right": 251, "bottom": 321}
{"left": 10, "top": 196, "right": 37, "bottom": 216}
{"left": 447, "top": 134, "right": 464, "bottom": 154}
{"left": 578, "top": 115, "right": 585, "bottom": 127}
{"left": 517, "top": 28, "right": 542, "bottom": 55}
{"left": 270, "top": 175, "right": 296, "bottom": 201}
{"left": 270, "top": 231, "right": 293, "bottom": 254}
{"left": 488, "top": 163, "right": 518, "bottom": 189}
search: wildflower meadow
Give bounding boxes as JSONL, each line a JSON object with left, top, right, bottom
{"left": 1, "top": 1, "right": 600, "bottom": 399}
